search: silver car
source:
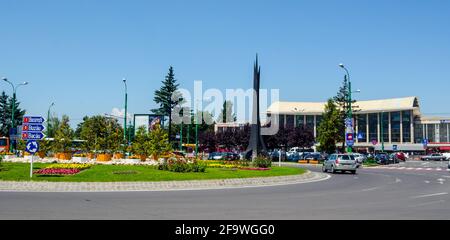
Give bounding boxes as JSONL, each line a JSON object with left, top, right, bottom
{"left": 322, "top": 154, "right": 358, "bottom": 174}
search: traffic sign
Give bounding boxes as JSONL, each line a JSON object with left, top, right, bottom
{"left": 26, "top": 140, "right": 39, "bottom": 154}
{"left": 346, "top": 133, "right": 354, "bottom": 146}
{"left": 22, "top": 132, "right": 46, "bottom": 141}
{"left": 357, "top": 132, "right": 364, "bottom": 140}
{"left": 23, "top": 116, "right": 46, "bottom": 124}
{"left": 22, "top": 124, "right": 45, "bottom": 132}
{"left": 345, "top": 118, "right": 353, "bottom": 127}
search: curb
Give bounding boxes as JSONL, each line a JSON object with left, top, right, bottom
{"left": 0, "top": 171, "right": 330, "bottom": 192}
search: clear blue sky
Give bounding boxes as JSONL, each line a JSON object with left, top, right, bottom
{"left": 1, "top": 0, "right": 450, "bottom": 127}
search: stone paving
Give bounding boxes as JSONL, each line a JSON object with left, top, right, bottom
{"left": 0, "top": 170, "right": 329, "bottom": 192}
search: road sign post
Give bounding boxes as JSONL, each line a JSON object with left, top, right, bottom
{"left": 22, "top": 116, "right": 46, "bottom": 178}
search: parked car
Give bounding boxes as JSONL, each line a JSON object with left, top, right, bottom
{"left": 269, "top": 150, "right": 287, "bottom": 161}
{"left": 286, "top": 151, "right": 301, "bottom": 162}
{"left": 394, "top": 152, "right": 406, "bottom": 161}
{"left": 208, "top": 152, "right": 220, "bottom": 160}
{"left": 352, "top": 153, "right": 367, "bottom": 165}
{"left": 322, "top": 154, "right": 358, "bottom": 174}
{"left": 303, "top": 152, "right": 326, "bottom": 161}
{"left": 421, "top": 153, "right": 447, "bottom": 161}
{"left": 375, "top": 153, "right": 390, "bottom": 165}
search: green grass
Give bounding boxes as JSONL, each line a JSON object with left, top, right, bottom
{"left": 0, "top": 163, "right": 306, "bottom": 182}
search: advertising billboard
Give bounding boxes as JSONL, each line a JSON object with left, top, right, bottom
{"left": 134, "top": 114, "right": 165, "bottom": 134}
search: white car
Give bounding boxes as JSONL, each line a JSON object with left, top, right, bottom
{"left": 352, "top": 153, "right": 367, "bottom": 166}
{"left": 442, "top": 153, "right": 450, "bottom": 160}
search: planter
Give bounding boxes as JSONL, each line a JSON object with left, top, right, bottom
{"left": 37, "top": 152, "right": 46, "bottom": 159}
{"left": 309, "top": 160, "right": 319, "bottom": 164}
{"left": 137, "top": 154, "right": 147, "bottom": 161}
{"left": 87, "top": 153, "right": 96, "bottom": 160}
{"left": 298, "top": 160, "right": 308, "bottom": 164}
{"left": 57, "top": 153, "right": 72, "bottom": 160}
{"left": 73, "top": 157, "right": 89, "bottom": 163}
{"left": 113, "top": 153, "right": 124, "bottom": 159}
{"left": 97, "top": 154, "right": 112, "bottom": 162}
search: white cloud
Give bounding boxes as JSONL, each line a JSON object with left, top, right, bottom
{"left": 111, "top": 108, "right": 133, "bottom": 120}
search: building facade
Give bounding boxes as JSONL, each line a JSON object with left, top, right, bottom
{"left": 267, "top": 96, "right": 450, "bottom": 152}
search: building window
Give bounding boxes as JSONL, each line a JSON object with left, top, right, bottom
{"left": 316, "top": 115, "right": 323, "bottom": 127}
{"left": 296, "top": 115, "right": 304, "bottom": 127}
{"left": 382, "top": 112, "right": 389, "bottom": 143}
{"left": 279, "top": 115, "right": 285, "bottom": 128}
{"left": 306, "top": 115, "right": 314, "bottom": 129}
{"left": 402, "top": 110, "right": 411, "bottom": 143}
{"left": 357, "top": 114, "right": 367, "bottom": 142}
{"left": 439, "top": 123, "right": 448, "bottom": 143}
{"left": 369, "top": 113, "right": 378, "bottom": 142}
{"left": 414, "top": 123, "right": 424, "bottom": 143}
{"left": 286, "top": 115, "right": 294, "bottom": 128}
{"left": 427, "top": 124, "right": 435, "bottom": 143}
{"left": 391, "top": 111, "right": 401, "bottom": 142}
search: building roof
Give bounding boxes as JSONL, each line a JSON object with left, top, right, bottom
{"left": 267, "top": 96, "right": 420, "bottom": 115}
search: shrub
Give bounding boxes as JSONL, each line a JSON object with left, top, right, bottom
{"left": 253, "top": 157, "right": 272, "bottom": 168}
{"left": 33, "top": 168, "right": 81, "bottom": 175}
{"left": 158, "top": 157, "right": 206, "bottom": 173}
{"left": 46, "top": 163, "right": 92, "bottom": 170}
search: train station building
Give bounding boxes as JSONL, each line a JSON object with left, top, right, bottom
{"left": 266, "top": 96, "right": 450, "bottom": 152}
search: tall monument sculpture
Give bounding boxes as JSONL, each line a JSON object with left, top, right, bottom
{"left": 245, "top": 55, "right": 268, "bottom": 161}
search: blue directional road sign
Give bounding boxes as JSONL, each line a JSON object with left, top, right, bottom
{"left": 22, "top": 132, "right": 45, "bottom": 141}
{"left": 26, "top": 140, "right": 39, "bottom": 154}
{"left": 22, "top": 124, "right": 45, "bottom": 132}
{"left": 345, "top": 118, "right": 353, "bottom": 127}
{"left": 23, "top": 116, "right": 45, "bottom": 124}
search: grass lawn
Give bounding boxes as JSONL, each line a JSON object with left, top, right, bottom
{"left": 0, "top": 162, "right": 306, "bottom": 182}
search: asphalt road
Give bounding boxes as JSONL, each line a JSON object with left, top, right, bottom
{"left": 0, "top": 160, "right": 449, "bottom": 219}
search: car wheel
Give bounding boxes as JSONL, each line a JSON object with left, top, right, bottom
{"left": 322, "top": 165, "right": 327, "bottom": 173}
{"left": 331, "top": 165, "right": 336, "bottom": 174}
{"left": 350, "top": 170, "right": 356, "bottom": 174}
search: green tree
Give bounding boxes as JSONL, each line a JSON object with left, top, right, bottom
{"left": 152, "top": 66, "right": 183, "bottom": 142}
{"left": 53, "top": 115, "right": 74, "bottom": 153}
{"left": 46, "top": 115, "right": 61, "bottom": 138}
{"left": 132, "top": 126, "right": 149, "bottom": 156}
{"left": 217, "top": 100, "right": 237, "bottom": 123}
{"left": 317, "top": 99, "right": 341, "bottom": 154}
{"left": 0, "top": 91, "right": 26, "bottom": 137}
{"left": 148, "top": 125, "right": 172, "bottom": 160}
{"left": 79, "top": 115, "right": 123, "bottom": 153}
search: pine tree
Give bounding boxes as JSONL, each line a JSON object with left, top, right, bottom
{"left": 317, "top": 99, "right": 341, "bottom": 154}
{"left": 333, "top": 75, "right": 358, "bottom": 149}
{"left": 217, "top": 101, "right": 237, "bottom": 123}
{"left": 0, "top": 91, "right": 26, "bottom": 137}
{"left": 152, "top": 66, "right": 183, "bottom": 142}
{"left": 0, "top": 92, "right": 9, "bottom": 137}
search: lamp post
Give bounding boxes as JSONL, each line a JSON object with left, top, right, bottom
{"left": 2, "top": 77, "right": 28, "bottom": 153}
{"left": 123, "top": 78, "right": 128, "bottom": 144}
{"left": 339, "top": 63, "right": 354, "bottom": 153}
{"left": 47, "top": 102, "right": 55, "bottom": 137}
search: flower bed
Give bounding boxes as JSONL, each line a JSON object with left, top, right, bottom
{"left": 33, "top": 163, "right": 93, "bottom": 176}
{"left": 239, "top": 167, "right": 271, "bottom": 171}
{"left": 33, "top": 168, "right": 81, "bottom": 175}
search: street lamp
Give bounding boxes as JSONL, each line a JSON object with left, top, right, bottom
{"left": 2, "top": 77, "right": 28, "bottom": 153}
{"left": 47, "top": 102, "right": 55, "bottom": 137}
{"left": 339, "top": 63, "right": 354, "bottom": 153}
{"left": 123, "top": 78, "right": 128, "bottom": 144}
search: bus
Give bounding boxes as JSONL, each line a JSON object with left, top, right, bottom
{"left": 0, "top": 137, "right": 10, "bottom": 153}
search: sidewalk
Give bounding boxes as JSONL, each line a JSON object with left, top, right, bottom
{"left": 0, "top": 171, "right": 329, "bottom": 192}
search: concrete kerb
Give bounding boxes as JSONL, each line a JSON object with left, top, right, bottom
{"left": 0, "top": 170, "right": 330, "bottom": 193}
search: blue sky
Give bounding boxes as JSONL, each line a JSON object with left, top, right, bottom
{"left": 1, "top": 0, "right": 450, "bottom": 127}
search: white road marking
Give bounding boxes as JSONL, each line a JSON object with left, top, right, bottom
{"left": 416, "top": 168, "right": 423, "bottom": 170}
{"left": 436, "top": 168, "right": 442, "bottom": 171}
{"left": 361, "top": 187, "right": 380, "bottom": 192}
{"left": 426, "top": 168, "right": 432, "bottom": 170}
{"left": 354, "top": 177, "right": 359, "bottom": 180}
{"left": 425, "top": 181, "right": 431, "bottom": 184}
{"left": 411, "top": 192, "right": 448, "bottom": 199}
{"left": 409, "top": 200, "right": 445, "bottom": 208}
{"left": 399, "top": 167, "right": 406, "bottom": 169}
{"left": 395, "top": 178, "right": 402, "bottom": 183}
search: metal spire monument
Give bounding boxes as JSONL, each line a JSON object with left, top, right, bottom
{"left": 245, "top": 55, "right": 268, "bottom": 161}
